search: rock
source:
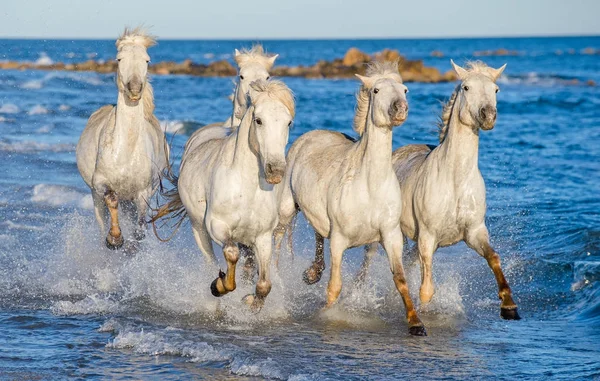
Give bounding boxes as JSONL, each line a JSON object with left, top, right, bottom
{"left": 374, "top": 49, "right": 401, "bottom": 62}
{"left": 431, "top": 50, "right": 444, "bottom": 57}
{"left": 586, "top": 79, "right": 596, "bottom": 86}
{"left": 206, "top": 60, "right": 236, "bottom": 76}
{"left": 474, "top": 48, "right": 518, "bottom": 56}
{"left": 155, "top": 67, "right": 170, "bottom": 75}
{"left": 582, "top": 47, "right": 596, "bottom": 55}
{"left": 342, "top": 48, "right": 370, "bottom": 67}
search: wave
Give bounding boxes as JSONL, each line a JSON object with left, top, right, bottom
{"left": 0, "top": 139, "right": 76, "bottom": 153}
{"left": 571, "top": 260, "right": 600, "bottom": 322}
{"left": 21, "top": 80, "right": 44, "bottom": 90}
{"left": 35, "top": 52, "right": 53, "bottom": 66}
{"left": 0, "top": 103, "right": 20, "bottom": 114}
{"left": 499, "top": 72, "right": 595, "bottom": 87}
{"left": 31, "top": 184, "right": 93, "bottom": 210}
{"left": 160, "top": 120, "right": 204, "bottom": 135}
{"left": 28, "top": 105, "right": 50, "bottom": 115}
{"left": 101, "top": 318, "right": 286, "bottom": 379}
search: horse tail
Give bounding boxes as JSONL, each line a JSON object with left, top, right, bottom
{"left": 148, "top": 158, "right": 188, "bottom": 242}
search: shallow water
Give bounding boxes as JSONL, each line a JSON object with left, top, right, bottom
{"left": 0, "top": 37, "right": 599, "bottom": 380}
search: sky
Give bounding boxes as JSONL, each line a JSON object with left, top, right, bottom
{"left": 1, "top": 0, "right": 599, "bottom": 39}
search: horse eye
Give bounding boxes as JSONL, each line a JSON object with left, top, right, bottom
{"left": 255, "top": 118, "right": 262, "bottom": 125}
{"left": 495, "top": 88, "right": 499, "bottom": 93}
{"left": 146, "top": 60, "right": 150, "bottom": 63}
{"left": 240, "top": 75, "right": 245, "bottom": 80}
{"left": 463, "top": 85, "right": 469, "bottom": 91}
{"left": 373, "top": 88, "right": 379, "bottom": 94}
{"left": 117, "top": 58, "right": 122, "bottom": 62}
{"left": 287, "top": 121, "right": 292, "bottom": 127}
{"left": 404, "top": 88, "right": 408, "bottom": 94}
{"left": 266, "top": 76, "right": 270, "bottom": 80}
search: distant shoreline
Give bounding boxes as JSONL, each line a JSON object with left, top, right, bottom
{"left": 0, "top": 34, "right": 599, "bottom": 41}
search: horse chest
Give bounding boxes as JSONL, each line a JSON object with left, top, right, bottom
{"left": 208, "top": 187, "right": 277, "bottom": 240}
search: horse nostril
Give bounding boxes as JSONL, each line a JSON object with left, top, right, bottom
{"left": 266, "top": 163, "right": 273, "bottom": 174}
{"left": 480, "top": 107, "right": 487, "bottom": 119}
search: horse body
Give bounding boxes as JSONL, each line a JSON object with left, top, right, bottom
{"left": 391, "top": 60, "right": 519, "bottom": 319}
{"left": 76, "top": 28, "right": 167, "bottom": 249}
{"left": 155, "top": 79, "right": 295, "bottom": 312}
{"left": 278, "top": 61, "right": 426, "bottom": 335}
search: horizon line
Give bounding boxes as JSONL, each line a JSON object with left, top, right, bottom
{"left": 0, "top": 33, "right": 598, "bottom": 41}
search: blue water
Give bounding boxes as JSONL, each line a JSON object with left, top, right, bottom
{"left": 0, "top": 37, "right": 599, "bottom": 380}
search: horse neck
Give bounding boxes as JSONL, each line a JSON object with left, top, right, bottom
{"left": 231, "top": 110, "right": 260, "bottom": 177}
{"left": 114, "top": 90, "right": 146, "bottom": 145}
{"left": 355, "top": 102, "right": 393, "bottom": 184}
{"left": 437, "top": 101, "right": 481, "bottom": 181}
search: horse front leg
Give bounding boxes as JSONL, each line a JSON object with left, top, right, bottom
{"left": 416, "top": 231, "right": 437, "bottom": 304}
{"left": 325, "top": 233, "right": 347, "bottom": 307}
{"left": 382, "top": 227, "right": 426, "bottom": 336}
{"left": 243, "top": 233, "right": 273, "bottom": 312}
{"left": 466, "top": 226, "right": 520, "bottom": 320}
{"left": 210, "top": 239, "right": 239, "bottom": 297}
{"left": 239, "top": 243, "right": 256, "bottom": 282}
{"left": 132, "top": 194, "right": 150, "bottom": 242}
{"left": 104, "top": 190, "right": 124, "bottom": 250}
{"left": 303, "top": 231, "right": 325, "bottom": 285}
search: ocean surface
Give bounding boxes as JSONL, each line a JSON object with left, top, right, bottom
{"left": 0, "top": 36, "right": 599, "bottom": 380}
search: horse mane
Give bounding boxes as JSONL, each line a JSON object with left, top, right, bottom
{"left": 116, "top": 26, "right": 157, "bottom": 49}
{"left": 353, "top": 60, "right": 403, "bottom": 136}
{"left": 437, "top": 84, "right": 459, "bottom": 143}
{"left": 437, "top": 60, "right": 495, "bottom": 142}
{"left": 234, "top": 44, "right": 276, "bottom": 70}
{"left": 249, "top": 79, "right": 295, "bottom": 118}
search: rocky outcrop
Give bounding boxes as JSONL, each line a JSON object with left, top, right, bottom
{"left": 0, "top": 47, "right": 453, "bottom": 83}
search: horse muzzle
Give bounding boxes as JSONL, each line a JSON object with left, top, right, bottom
{"left": 126, "top": 77, "right": 143, "bottom": 102}
{"left": 265, "top": 162, "right": 285, "bottom": 184}
{"left": 389, "top": 100, "right": 409, "bottom": 125}
{"left": 479, "top": 106, "right": 497, "bottom": 130}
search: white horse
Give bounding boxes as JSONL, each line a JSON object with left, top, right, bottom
{"left": 276, "top": 61, "right": 426, "bottom": 336}
{"left": 184, "top": 45, "right": 277, "bottom": 153}
{"left": 77, "top": 27, "right": 168, "bottom": 249}
{"left": 311, "top": 60, "right": 520, "bottom": 320}
{"left": 153, "top": 79, "right": 295, "bottom": 312}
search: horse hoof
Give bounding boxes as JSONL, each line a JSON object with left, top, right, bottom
{"left": 303, "top": 267, "right": 322, "bottom": 285}
{"left": 242, "top": 294, "right": 264, "bottom": 313}
{"left": 105, "top": 235, "right": 124, "bottom": 250}
{"left": 210, "top": 278, "right": 222, "bottom": 297}
{"left": 409, "top": 325, "right": 427, "bottom": 337}
{"left": 501, "top": 307, "right": 521, "bottom": 320}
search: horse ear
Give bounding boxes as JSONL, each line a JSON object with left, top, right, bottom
{"left": 489, "top": 63, "right": 507, "bottom": 82}
{"left": 355, "top": 74, "right": 373, "bottom": 87}
{"left": 450, "top": 59, "right": 468, "bottom": 80}
{"left": 234, "top": 49, "right": 243, "bottom": 65}
{"left": 266, "top": 54, "right": 278, "bottom": 69}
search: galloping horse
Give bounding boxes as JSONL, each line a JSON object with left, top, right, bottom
{"left": 276, "top": 61, "right": 426, "bottom": 336}
{"left": 77, "top": 27, "right": 168, "bottom": 249}
{"left": 153, "top": 79, "right": 295, "bottom": 312}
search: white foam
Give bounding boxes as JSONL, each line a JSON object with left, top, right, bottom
{"left": 31, "top": 184, "right": 93, "bottom": 209}
{"left": 59, "top": 104, "right": 71, "bottom": 111}
{"left": 35, "top": 52, "right": 53, "bottom": 66}
{"left": 0, "top": 103, "right": 20, "bottom": 114}
{"left": 36, "top": 124, "right": 54, "bottom": 133}
{"left": 0, "top": 116, "right": 14, "bottom": 123}
{"left": 107, "top": 325, "right": 232, "bottom": 363}
{"left": 28, "top": 105, "right": 49, "bottom": 115}
{"left": 0, "top": 140, "right": 76, "bottom": 153}
{"left": 51, "top": 294, "right": 119, "bottom": 315}
{"left": 160, "top": 120, "right": 185, "bottom": 134}
{"left": 21, "top": 80, "right": 44, "bottom": 90}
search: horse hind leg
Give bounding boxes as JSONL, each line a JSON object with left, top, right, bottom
{"left": 104, "top": 190, "right": 124, "bottom": 250}
{"left": 466, "top": 226, "right": 520, "bottom": 320}
{"left": 303, "top": 231, "right": 325, "bottom": 285}
{"left": 210, "top": 239, "right": 239, "bottom": 297}
{"left": 239, "top": 243, "right": 256, "bottom": 282}
{"left": 243, "top": 233, "right": 273, "bottom": 312}
{"left": 382, "top": 227, "right": 426, "bottom": 336}
{"left": 354, "top": 243, "right": 378, "bottom": 288}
